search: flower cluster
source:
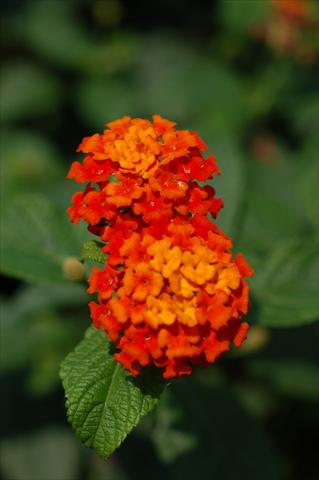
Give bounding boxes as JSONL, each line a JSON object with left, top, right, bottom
{"left": 253, "top": 0, "right": 318, "bottom": 62}
{"left": 67, "top": 115, "right": 253, "bottom": 379}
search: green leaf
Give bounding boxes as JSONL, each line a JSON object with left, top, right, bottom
{"left": 0, "top": 193, "right": 87, "bottom": 284}
{"left": 60, "top": 327, "right": 165, "bottom": 459}
{"left": 252, "top": 240, "right": 319, "bottom": 327}
{"left": 81, "top": 241, "right": 107, "bottom": 264}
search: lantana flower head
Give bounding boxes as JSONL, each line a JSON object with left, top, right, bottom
{"left": 253, "top": 0, "right": 318, "bottom": 62}
{"left": 67, "top": 115, "right": 253, "bottom": 379}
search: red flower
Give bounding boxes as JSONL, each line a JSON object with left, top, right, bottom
{"left": 149, "top": 169, "right": 188, "bottom": 200}
{"left": 67, "top": 156, "right": 113, "bottom": 183}
{"left": 104, "top": 177, "right": 143, "bottom": 208}
{"left": 175, "top": 154, "right": 220, "bottom": 182}
{"left": 67, "top": 115, "right": 253, "bottom": 379}
{"left": 68, "top": 188, "right": 116, "bottom": 225}
{"left": 87, "top": 265, "right": 120, "bottom": 300}
{"left": 132, "top": 186, "right": 173, "bottom": 223}
{"left": 89, "top": 302, "right": 121, "bottom": 340}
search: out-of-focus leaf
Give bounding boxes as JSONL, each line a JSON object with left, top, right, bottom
{"left": 77, "top": 78, "right": 139, "bottom": 129}
{"left": 22, "top": 1, "right": 139, "bottom": 74}
{"left": 24, "top": 308, "right": 86, "bottom": 396}
{"left": 1, "top": 284, "right": 87, "bottom": 373}
{"left": 233, "top": 384, "right": 276, "bottom": 418}
{"left": 246, "top": 359, "right": 319, "bottom": 400}
{"left": 88, "top": 455, "right": 129, "bottom": 480}
{"left": 0, "top": 129, "right": 86, "bottom": 209}
{"left": 292, "top": 93, "right": 319, "bottom": 136}
{"left": 248, "top": 62, "right": 295, "bottom": 118}
{"left": 152, "top": 391, "right": 198, "bottom": 463}
{"left": 137, "top": 35, "right": 194, "bottom": 121}
{"left": 206, "top": 139, "right": 245, "bottom": 238}
{"left": 296, "top": 137, "right": 319, "bottom": 231}
{"left": 0, "top": 194, "right": 88, "bottom": 284}
{"left": 246, "top": 152, "right": 302, "bottom": 211}
{"left": 0, "top": 429, "right": 79, "bottom": 480}
{"left": 252, "top": 240, "right": 319, "bottom": 327}
{"left": 219, "top": 0, "right": 271, "bottom": 34}
{"left": 60, "top": 327, "right": 165, "bottom": 459}
{"left": 0, "top": 130, "right": 63, "bottom": 194}
{"left": 156, "top": 379, "right": 280, "bottom": 480}
{"left": 238, "top": 153, "right": 307, "bottom": 253}
{"left": 23, "top": 1, "right": 92, "bottom": 70}
{"left": 139, "top": 35, "right": 248, "bottom": 135}
{"left": 0, "top": 62, "right": 61, "bottom": 123}
{"left": 186, "top": 61, "right": 248, "bottom": 135}
{"left": 240, "top": 192, "right": 305, "bottom": 252}
{"left": 298, "top": 161, "right": 319, "bottom": 231}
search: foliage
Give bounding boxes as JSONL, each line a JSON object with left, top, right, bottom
{"left": 1, "top": 0, "right": 318, "bottom": 479}
{"left": 61, "top": 327, "right": 165, "bottom": 459}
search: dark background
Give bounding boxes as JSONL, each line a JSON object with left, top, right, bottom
{"left": 1, "top": 1, "right": 318, "bottom": 479}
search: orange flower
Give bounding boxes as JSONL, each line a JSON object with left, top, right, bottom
{"left": 67, "top": 156, "right": 113, "bottom": 183}
{"left": 89, "top": 229, "right": 253, "bottom": 379}
{"left": 67, "top": 115, "right": 254, "bottom": 378}
{"left": 253, "top": 0, "right": 317, "bottom": 62}
{"left": 132, "top": 185, "right": 173, "bottom": 223}
{"left": 68, "top": 186, "right": 116, "bottom": 225}
{"left": 104, "top": 177, "right": 143, "bottom": 208}
{"left": 149, "top": 170, "right": 189, "bottom": 200}
{"left": 105, "top": 118, "right": 161, "bottom": 178}
{"left": 274, "top": 0, "right": 309, "bottom": 22}
{"left": 160, "top": 129, "right": 205, "bottom": 163}
{"left": 87, "top": 265, "right": 120, "bottom": 300}
{"left": 119, "top": 263, "right": 164, "bottom": 301}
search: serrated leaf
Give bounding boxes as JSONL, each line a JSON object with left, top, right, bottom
{"left": 81, "top": 241, "right": 107, "bottom": 264}
{"left": 60, "top": 327, "right": 165, "bottom": 459}
{"left": 0, "top": 194, "right": 87, "bottom": 284}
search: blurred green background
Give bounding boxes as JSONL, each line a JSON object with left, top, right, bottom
{"left": 1, "top": 0, "right": 318, "bottom": 479}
